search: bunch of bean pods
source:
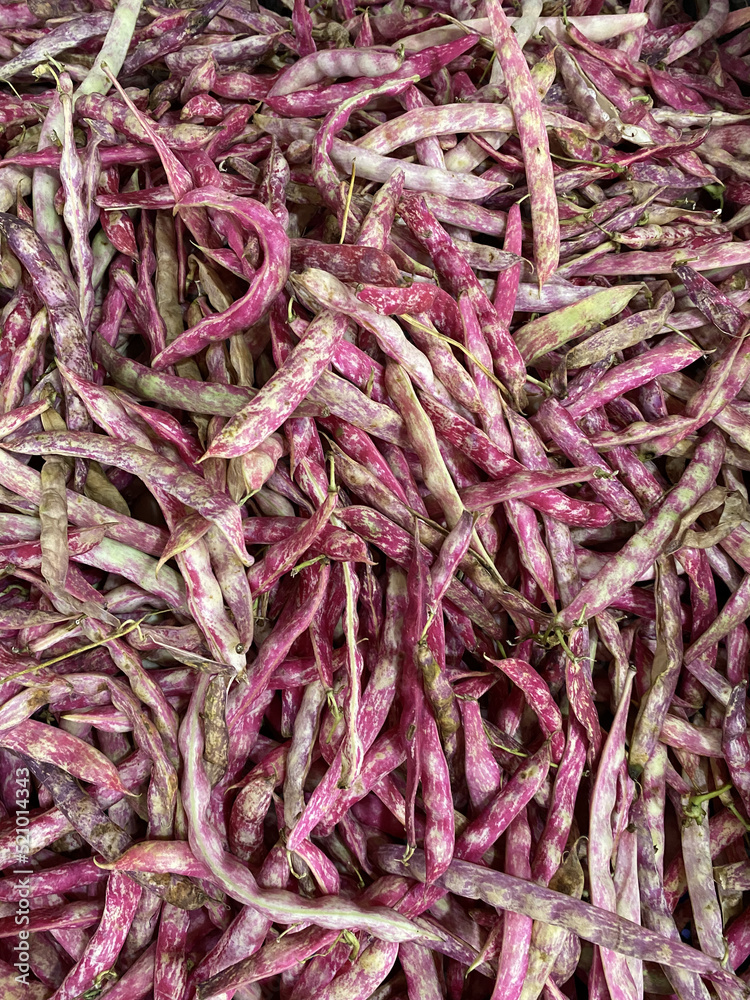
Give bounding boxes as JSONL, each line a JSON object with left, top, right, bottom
{"left": 0, "top": 0, "right": 749, "bottom": 998}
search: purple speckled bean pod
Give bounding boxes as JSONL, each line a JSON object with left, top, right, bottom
{"left": 151, "top": 188, "right": 290, "bottom": 371}
{"left": 374, "top": 847, "right": 744, "bottom": 991}
{"left": 95, "top": 942, "right": 155, "bottom": 1000}
{"left": 430, "top": 510, "right": 474, "bottom": 605}
{"left": 664, "top": 807, "right": 747, "bottom": 911}
{"left": 402, "top": 311, "right": 484, "bottom": 415}
{"left": 264, "top": 37, "right": 477, "bottom": 115}
{"left": 229, "top": 766, "right": 278, "bottom": 863}
{"left": 458, "top": 742, "right": 551, "bottom": 861}
{"left": 399, "top": 194, "right": 526, "bottom": 408}
{"left": 451, "top": 467, "right": 604, "bottom": 512}
{"left": 532, "top": 717, "right": 586, "bottom": 886}
{"left": 1, "top": 720, "right": 124, "bottom": 791}
{"left": 505, "top": 499, "right": 557, "bottom": 612}
{"left": 103, "top": 840, "right": 214, "bottom": 880}
{"left": 291, "top": 241, "right": 400, "bottom": 286}
{"left": 94, "top": 333, "right": 303, "bottom": 420}
{"left": 547, "top": 31, "right": 620, "bottom": 138}
{"left": 399, "top": 939, "right": 443, "bottom": 1000}
{"left": 401, "top": 84, "right": 444, "bottom": 169}
{"left": 337, "top": 505, "right": 530, "bottom": 637}
{"left": 663, "top": 0, "right": 728, "bottom": 63}
{"left": 423, "top": 396, "right": 612, "bottom": 527}
{"left": 335, "top": 139, "right": 506, "bottom": 199}
{"left": 119, "top": 394, "right": 202, "bottom": 467}
{"left": 317, "top": 730, "right": 406, "bottom": 837}
{"left": 633, "top": 794, "right": 710, "bottom": 1000}
{"left": 0, "top": 900, "right": 103, "bottom": 937}
{"left": 187, "top": 905, "right": 269, "bottom": 997}
{"left": 269, "top": 45, "right": 405, "bottom": 98}
{"left": 0, "top": 11, "right": 113, "bottom": 81}
{"left": 80, "top": 536, "right": 186, "bottom": 615}
{"left": 423, "top": 193, "right": 507, "bottom": 238}
{"left": 357, "top": 167, "right": 404, "bottom": 250}
{"left": 295, "top": 268, "right": 449, "bottom": 407}
{"left": 569, "top": 23, "right": 647, "bottom": 82}
{"left": 659, "top": 716, "right": 726, "bottom": 757}
{"left": 727, "top": 906, "right": 750, "bottom": 972}
{"left": 0, "top": 808, "right": 74, "bottom": 869}
{"left": 556, "top": 427, "right": 725, "bottom": 627}
{"left": 0, "top": 683, "right": 87, "bottom": 734}
{"left": 515, "top": 284, "right": 640, "bottom": 364}
{"left": 559, "top": 194, "right": 633, "bottom": 240}
{"left": 486, "top": 657, "right": 564, "bottom": 761}
{"left": 458, "top": 287, "right": 510, "bottom": 450}
{"left": 684, "top": 572, "right": 750, "bottom": 668}
{"left": 311, "top": 371, "right": 408, "bottom": 444}
{"left": 722, "top": 682, "right": 750, "bottom": 813}
{"left": 106, "top": 677, "right": 177, "bottom": 836}
{"left": 284, "top": 678, "right": 326, "bottom": 840}
{"left": 320, "top": 416, "right": 408, "bottom": 507}
{"left": 535, "top": 397, "right": 643, "bottom": 522}
{"left": 291, "top": 0, "right": 314, "bottom": 55}
{"left": 0, "top": 522, "right": 103, "bottom": 569}
{"left": 400, "top": 526, "right": 427, "bottom": 854}
{"left": 492, "top": 808, "right": 533, "bottom": 1000}
{"left": 486, "top": 0, "right": 559, "bottom": 283}
{"left": 248, "top": 489, "right": 337, "bottom": 595}
{"left": 338, "top": 560, "right": 365, "bottom": 789}
{"left": 646, "top": 333, "right": 750, "bottom": 460}
{"left": 640, "top": 744, "right": 668, "bottom": 881}
{"left": 628, "top": 556, "right": 684, "bottom": 777}
{"left": 357, "top": 101, "right": 594, "bottom": 155}
{"left": 568, "top": 240, "right": 750, "bottom": 276}
{"left": 494, "top": 201, "right": 522, "bottom": 325}
{"left": 175, "top": 26, "right": 285, "bottom": 72}
{"left": 676, "top": 264, "right": 747, "bottom": 338}
{"left": 305, "top": 940, "right": 399, "bottom": 1000}
{"left": 230, "top": 565, "right": 330, "bottom": 725}
{"left": 182, "top": 675, "right": 436, "bottom": 942}
{"left": 460, "top": 695, "right": 502, "bottom": 817}
{"left": 419, "top": 707, "right": 454, "bottom": 883}
{"left": 31, "top": 431, "right": 73, "bottom": 571}
{"left": 0, "top": 306, "right": 48, "bottom": 415}
{"left": 312, "top": 75, "right": 417, "bottom": 222}
{"left": 204, "top": 522, "right": 255, "bottom": 654}
{"left": 0, "top": 857, "right": 106, "bottom": 901}
{"left": 680, "top": 773, "right": 728, "bottom": 965}
{"left": 0, "top": 215, "right": 92, "bottom": 435}
{"left": 566, "top": 337, "right": 703, "bottom": 420}
{"left": 614, "top": 815, "right": 643, "bottom": 997}
{"left": 345, "top": 569, "right": 399, "bottom": 742}
{"left": 198, "top": 925, "right": 340, "bottom": 998}
{"left": 588, "top": 669, "right": 638, "bottom": 1000}
{"left": 48, "top": 871, "right": 141, "bottom": 1000}
{"left": 124, "top": 0, "right": 229, "bottom": 74}
{"left": 59, "top": 78, "right": 94, "bottom": 338}
{"left": 153, "top": 903, "right": 190, "bottom": 1000}
{"left": 384, "top": 361, "right": 463, "bottom": 530}
{"left": 203, "top": 309, "right": 348, "bottom": 460}
{"left": 1, "top": 430, "right": 247, "bottom": 566}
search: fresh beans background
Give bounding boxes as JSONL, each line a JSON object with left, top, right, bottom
{"left": 0, "top": 0, "right": 749, "bottom": 998}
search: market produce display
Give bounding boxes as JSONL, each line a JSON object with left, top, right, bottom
{"left": 0, "top": 0, "right": 749, "bottom": 997}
